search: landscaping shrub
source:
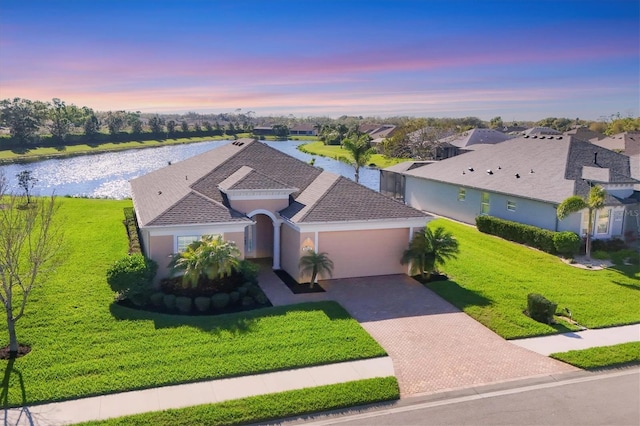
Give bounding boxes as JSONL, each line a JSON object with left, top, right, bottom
{"left": 150, "top": 292, "right": 165, "bottom": 307}
{"left": 229, "top": 291, "right": 240, "bottom": 304}
{"left": 611, "top": 249, "right": 640, "bottom": 266}
{"left": 553, "top": 231, "right": 581, "bottom": 256}
{"left": 237, "top": 286, "right": 249, "bottom": 297}
{"left": 239, "top": 260, "right": 260, "bottom": 284}
{"left": 242, "top": 296, "right": 255, "bottom": 307}
{"left": 123, "top": 207, "right": 143, "bottom": 254}
{"left": 106, "top": 254, "right": 158, "bottom": 306}
{"left": 163, "top": 294, "right": 177, "bottom": 311}
{"left": 247, "top": 285, "right": 263, "bottom": 298}
{"left": 176, "top": 296, "right": 192, "bottom": 313}
{"left": 255, "top": 293, "right": 269, "bottom": 305}
{"left": 475, "top": 216, "right": 556, "bottom": 254}
{"left": 194, "top": 296, "right": 211, "bottom": 312}
{"left": 591, "top": 250, "right": 609, "bottom": 260}
{"left": 527, "top": 293, "right": 557, "bottom": 324}
{"left": 211, "top": 293, "right": 231, "bottom": 310}
{"left": 591, "top": 238, "right": 627, "bottom": 252}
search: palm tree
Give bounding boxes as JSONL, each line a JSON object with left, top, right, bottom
{"left": 557, "top": 185, "right": 606, "bottom": 259}
{"left": 169, "top": 235, "right": 241, "bottom": 288}
{"left": 342, "top": 135, "right": 376, "bottom": 183}
{"left": 298, "top": 250, "right": 334, "bottom": 288}
{"left": 401, "top": 225, "right": 460, "bottom": 280}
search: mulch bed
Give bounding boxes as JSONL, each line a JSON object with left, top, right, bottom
{"left": 274, "top": 269, "right": 325, "bottom": 294}
{"left": 0, "top": 344, "right": 31, "bottom": 360}
{"left": 411, "top": 273, "right": 449, "bottom": 285}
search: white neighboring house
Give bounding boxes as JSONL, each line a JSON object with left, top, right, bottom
{"left": 393, "top": 135, "right": 639, "bottom": 241}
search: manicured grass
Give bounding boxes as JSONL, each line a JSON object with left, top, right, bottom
{"left": 298, "top": 141, "right": 409, "bottom": 168}
{"left": 426, "top": 219, "right": 640, "bottom": 339}
{"left": 0, "top": 198, "right": 385, "bottom": 407}
{"left": 80, "top": 377, "right": 399, "bottom": 426}
{"left": 550, "top": 342, "right": 640, "bottom": 369}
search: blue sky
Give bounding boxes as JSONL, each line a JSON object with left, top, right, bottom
{"left": 1, "top": 0, "right": 638, "bottom": 120}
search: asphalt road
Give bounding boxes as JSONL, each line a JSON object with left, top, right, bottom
{"left": 279, "top": 368, "right": 640, "bottom": 426}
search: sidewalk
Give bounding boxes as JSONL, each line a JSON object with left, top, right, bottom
{"left": 511, "top": 324, "right": 640, "bottom": 356}
{"left": 3, "top": 357, "right": 394, "bottom": 425}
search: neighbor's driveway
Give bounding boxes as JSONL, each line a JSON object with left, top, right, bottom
{"left": 259, "top": 268, "right": 577, "bottom": 397}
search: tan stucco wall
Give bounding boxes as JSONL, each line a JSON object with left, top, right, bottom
{"left": 254, "top": 214, "right": 274, "bottom": 258}
{"left": 223, "top": 231, "right": 246, "bottom": 259}
{"left": 318, "top": 228, "right": 410, "bottom": 279}
{"left": 280, "top": 224, "right": 302, "bottom": 279}
{"left": 148, "top": 235, "right": 174, "bottom": 281}
{"left": 229, "top": 198, "right": 289, "bottom": 215}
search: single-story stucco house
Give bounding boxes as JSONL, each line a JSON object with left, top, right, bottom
{"left": 130, "top": 138, "right": 431, "bottom": 282}
{"left": 388, "top": 135, "right": 639, "bottom": 241}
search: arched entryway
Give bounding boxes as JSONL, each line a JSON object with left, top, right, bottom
{"left": 245, "top": 209, "right": 281, "bottom": 269}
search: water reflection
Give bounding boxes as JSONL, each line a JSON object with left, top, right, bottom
{"left": 0, "top": 140, "right": 380, "bottom": 199}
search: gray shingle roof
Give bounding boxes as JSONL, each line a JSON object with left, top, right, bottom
{"left": 132, "top": 138, "right": 428, "bottom": 227}
{"left": 403, "top": 136, "right": 637, "bottom": 205}
{"left": 440, "top": 128, "right": 513, "bottom": 149}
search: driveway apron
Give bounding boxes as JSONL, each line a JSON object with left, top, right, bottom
{"left": 318, "top": 275, "right": 577, "bottom": 397}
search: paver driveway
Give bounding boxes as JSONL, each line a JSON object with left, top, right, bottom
{"left": 259, "top": 268, "right": 577, "bottom": 397}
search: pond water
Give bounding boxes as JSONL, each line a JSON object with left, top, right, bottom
{"left": 0, "top": 140, "right": 380, "bottom": 199}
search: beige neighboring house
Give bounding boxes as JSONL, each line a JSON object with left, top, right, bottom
{"left": 590, "top": 131, "right": 640, "bottom": 156}
{"left": 130, "top": 138, "right": 430, "bottom": 282}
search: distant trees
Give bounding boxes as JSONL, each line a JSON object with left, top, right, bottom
{"left": 0, "top": 98, "right": 47, "bottom": 144}
{"left": 535, "top": 117, "right": 575, "bottom": 132}
{"left": 383, "top": 118, "right": 454, "bottom": 160}
{"left": 166, "top": 120, "right": 177, "bottom": 136}
{"left": 181, "top": 121, "right": 189, "bottom": 133}
{"left": 148, "top": 115, "right": 165, "bottom": 135}
{"left": 489, "top": 116, "right": 503, "bottom": 129}
{"left": 16, "top": 170, "right": 38, "bottom": 204}
{"left": 128, "top": 113, "right": 143, "bottom": 136}
{"left": 104, "top": 111, "right": 127, "bottom": 136}
{"left": 83, "top": 114, "right": 100, "bottom": 138}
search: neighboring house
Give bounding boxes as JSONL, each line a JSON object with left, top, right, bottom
{"left": 440, "top": 128, "right": 513, "bottom": 151}
{"left": 590, "top": 131, "right": 640, "bottom": 156}
{"left": 380, "top": 160, "right": 434, "bottom": 201}
{"left": 252, "top": 125, "right": 274, "bottom": 136}
{"left": 399, "top": 135, "right": 639, "bottom": 240}
{"left": 290, "top": 124, "right": 318, "bottom": 136}
{"left": 522, "top": 126, "right": 562, "bottom": 136}
{"left": 564, "top": 126, "right": 605, "bottom": 142}
{"left": 130, "top": 138, "right": 430, "bottom": 282}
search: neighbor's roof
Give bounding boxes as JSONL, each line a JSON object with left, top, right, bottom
{"left": 590, "top": 131, "right": 640, "bottom": 156}
{"left": 440, "top": 128, "right": 513, "bottom": 149}
{"left": 403, "top": 135, "right": 637, "bottom": 205}
{"left": 131, "top": 138, "right": 428, "bottom": 227}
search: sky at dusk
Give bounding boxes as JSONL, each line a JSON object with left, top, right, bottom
{"left": 1, "top": 0, "right": 638, "bottom": 120}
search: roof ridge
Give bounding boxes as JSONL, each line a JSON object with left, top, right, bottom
{"left": 297, "top": 173, "right": 342, "bottom": 222}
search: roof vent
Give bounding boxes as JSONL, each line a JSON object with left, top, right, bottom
{"left": 487, "top": 169, "right": 493, "bottom": 175}
{"left": 497, "top": 166, "right": 502, "bottom": 170}
{"left": 548, "top": 136, "right": 554, "bottom": 140}
{"left": 185, "top": 175, "right": 188, "bottom": 180}
{"left": 462, "top": 171, "right": 465, "bottom": 175}
{"left": 468, "top": 167, "right": 474, "bottom": 172}
{"left": 158, "top": 191, "right": 162, "bottom": 195}
{"left": 238, "top": 142, "right": 245, "bottom": 146}
{"left": 530, "top": 169, "right": 535, "bottom": 174}
{"left": 524, "top": 135, "right": 530, "bottom": 138}
{"left": 168, "top": 161, "right": 172, "bottom": 165}
{"left": 557, "top": 136, "right": 563, "bottom": 139}
{"left": 533, "top": 135, "right": 538, "bottom": 138}
{"left": 515, "top": 173, "right": 520, "bottom": 178}
{"left": 594, "top": 152, "right": 598, "bottom": 164}
{"left": 540, "top": 136, "right": 546, "bottom": 139}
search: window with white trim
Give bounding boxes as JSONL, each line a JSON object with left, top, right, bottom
{"left": 177, "top": 235, "right": 199, "bottom": 252}
{"left": 458, "top": 187, "right": 466, "bottom": 201}
{"left": 596, "top": 208, "right": 611, "bottom": 234}
{"left": 480, "top": 192, "right": 490, "bottom": 215}
{"left": 507, "top": 200, "right": 516, "bottom": 212}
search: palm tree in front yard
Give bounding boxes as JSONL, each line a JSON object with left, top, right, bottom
{"left": 298, "top": 250, "right": 334, "bottom": 288}
{"left": 401, "top": 225, "right": 460, "bottom": 281}
{"left": 556, "top": 185, "right": 606, "bottom": 259}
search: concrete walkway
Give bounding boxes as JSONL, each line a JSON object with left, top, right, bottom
{"left": 2, "top": 357, "right": 394, "bottom": 425}
{"left": 511, "top": 324, "right": 640, "bottom": 356}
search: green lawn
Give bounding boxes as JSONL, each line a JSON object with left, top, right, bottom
{"left": 551, "top": 342, "right": 640, "bottom": 369}
{"left": 81, "top": 377, "right": 399, "bottom": 426}
{"left": 298, "top": 141, "right": 409, "bottom": 168}
{"left": 0, "top": 198, "right": 385, "bottom": 407}
{"left": 426, "top": 219, "right": 640, "bottom": 339}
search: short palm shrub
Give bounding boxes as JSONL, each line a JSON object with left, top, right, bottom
{"left": 106, "top": 254, "right": 158, "bottom": 306}
{"left": 527, "top": 293, "right": 557, "bottom": 324}
{"left": 298, "top": 250, "right": 334, "bottom": 288}
{"left": 401, "top": 224, "right": 460, "bottom": 280}
{"left": 553, "top": 231, "right": 581, "bottom": 257}
{"left": 175, "top": 296, "right": 192, "bottom": 313}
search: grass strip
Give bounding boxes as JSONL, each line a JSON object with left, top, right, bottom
{"left": 80, "top": 377, "right": 399, "bottom": 426}
{"left": 425, "top": 219, "right": 640, "bottom": 339}
{"left": 298, "top": 141, "right": 409, "bottom": 168}
{"left": 0, "top": 198, "right": 385, "bottom": 407}
{"left": 550, "top": 342, "right": 640, "bottom": 369}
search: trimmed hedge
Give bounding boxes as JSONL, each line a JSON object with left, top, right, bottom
{"left": 106, "top": 254, "right": 157, "bottom": 306}
{"left": 527, "top": 293, "right": 557, "bottom": 324}
{"left": 553, "top": 231, "right": 581, "bottom": 256}
{"left": 476, "top": 216, "right": 556, "bottom": 254}
{"left": 123, "top": 207, "right": 142, "bottom": 254}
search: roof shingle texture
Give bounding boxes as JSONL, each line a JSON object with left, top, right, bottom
{"left": 132, "top": 138, "right": 428, "bottom": 227}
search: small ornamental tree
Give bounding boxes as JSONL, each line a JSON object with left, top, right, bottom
{"left": 16, "top": 170, "right": 38, "bottom": 204}
{"left": 401, "top": 224, "right": 460, "bottom": 280}
{"left": 298, "top": 250, "right": 334, "bottom": 288}
{"left": 342, "top": 135, "right": 376, "bottom": 183}
{"left": 557, "top": 185, "right": 606, "bottom": 258}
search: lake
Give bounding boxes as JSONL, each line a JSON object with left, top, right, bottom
{"left": 0, "top": 140, "right": 381, "bottom": 199}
